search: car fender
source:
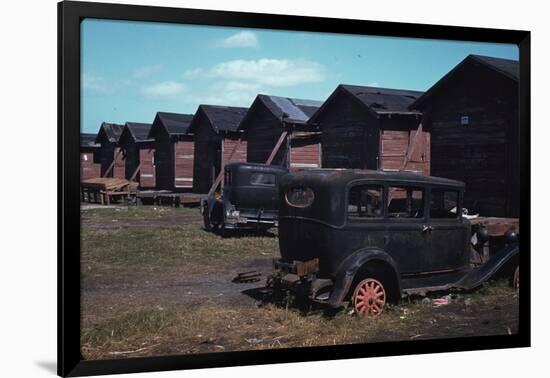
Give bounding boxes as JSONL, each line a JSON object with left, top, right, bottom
{"left": 455, "top": 243, "right": 519, "bottom": 289}
{"left": 327, "top": 247, "right": 401, "bottom": 308}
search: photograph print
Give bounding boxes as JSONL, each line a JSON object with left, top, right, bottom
{"left": 78, "top": 15, "right": 522, "bottom": 362}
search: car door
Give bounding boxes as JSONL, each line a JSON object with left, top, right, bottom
{"left": 382, "top": 185, "right": 429, "bottom": 274}
{"left": 423, "top": 187, "right": 470, "bottom": 271}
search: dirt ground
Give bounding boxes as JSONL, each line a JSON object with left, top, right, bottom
{"left": 80, "top": 206, "right": 519, "bottom": 360}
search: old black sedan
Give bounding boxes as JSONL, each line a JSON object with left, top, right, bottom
{"left": 201, "top": 162, "right": 288, "bottom": 234}
{"left": 271, "top": 169, "right": 519, "bottom": 316}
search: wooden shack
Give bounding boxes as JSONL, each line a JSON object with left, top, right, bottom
{"left": 94, "top": 122, "right": 125, "bottom": 178}
{"left": 148, "top": 112, "right": 194, "bottom": 191}
{"left": 238, "top": 95, "right": 323, "bottom": 169}
{"left": 80, "top": 133, "right": 101, "bottom": 180}
{"left": 410, "top": 54, "right": 519, "bottom": 217}
{"left": 118, "top": 122, "right": 156, "bottom": 189}
{"left": 308, "top": 85, "right": 428, "bottom": 174}
{"left": 187, "top": 105, "right": 248, "bottom": 193}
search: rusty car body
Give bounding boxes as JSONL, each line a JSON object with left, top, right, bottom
{"left": 271, "top": 169, "right": 519, "bottom": 316}
{"left": 201, "top": 162, "right": 288, "bottom": 233}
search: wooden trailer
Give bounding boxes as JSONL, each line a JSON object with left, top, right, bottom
{"left": 148, "top": 112, "right": 195, "bottom": 192}
{"left": 308, "top": 85, "right": 428, "bottom": 175}
{"left": 187, "top": 105, "right": 248, "bottom": 193}
{"left": 410, "top": 55, "right": 519, "bottom": 217}
{"left": 238, "top": 95, "right": 323, "bottom": 169}
{"left": 94, "top": 122, "right": 125, "bottom": 178}
{"left": 118, "top": 122, "right": 156, "bottom": 189}
{"left": 80, "top": 133, "right": 101, "bottom": 180}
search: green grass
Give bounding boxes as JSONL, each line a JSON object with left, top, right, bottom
{"left": 81, "top": 207, "right": 279, "bottom": 271}
{"left": 80, "top": 206, "right": 519, "bottom": 360}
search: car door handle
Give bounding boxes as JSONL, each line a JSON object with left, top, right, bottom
{"left": 422, "top": 225, "right": 433, "bottom": 233}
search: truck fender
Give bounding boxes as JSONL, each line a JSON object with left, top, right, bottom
{"left": 327, "top": 248, "right": 401, "bottom": 308}
{"left": 203, "top": 197, "right": 223, "bottom": 224}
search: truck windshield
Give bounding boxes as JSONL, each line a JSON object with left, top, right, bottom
{"left": 250, "top": 173, "right": 276, "bottom": 186}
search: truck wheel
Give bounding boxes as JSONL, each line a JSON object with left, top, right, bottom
{"left": 202, "top": 204, "right": 213, "bottom": 231}
{"left": 513, "top": 266, "right": 519, "bottom": 292}
{"left": 352, "top": 278, "right": 386, "bottom": 316}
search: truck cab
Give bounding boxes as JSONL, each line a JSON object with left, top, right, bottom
{"left": 202, "top": 162, "right": 288, "bottom": 233}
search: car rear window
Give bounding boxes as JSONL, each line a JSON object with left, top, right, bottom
{"left": 250, "top": 173, "right": 276, "bottom": 186}
{"left": 348, "top": 185, "right": 383, "bottom": 218}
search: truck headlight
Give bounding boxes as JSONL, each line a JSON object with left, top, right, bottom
{"left": 226, "top": 209, "right": 240, "bottom": 218}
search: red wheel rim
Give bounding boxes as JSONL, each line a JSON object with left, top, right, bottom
{"left": 353, "top": 278, "right": 386, "bottom": 316}
{"left": 514, "top": 266, "right": 519, "bottom": 292}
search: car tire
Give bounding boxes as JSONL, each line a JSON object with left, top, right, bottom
{"left": 352, "top": 277, "right": 387, "bottom": 317}
{"left": 513, "top": 265, "right": 519, "bottom": 292}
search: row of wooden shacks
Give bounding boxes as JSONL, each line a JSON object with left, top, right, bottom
{"left": 80, "top": 54, "right": 519, "bottom": 217}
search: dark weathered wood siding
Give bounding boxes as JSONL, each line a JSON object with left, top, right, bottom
{"left": 316, "top": 91, "right": 379, "bottom": 169}
{"left": 421, "top": 65, "right": 518, "bottom": 217}
{"left": 192, "top": 113, "right": 220, "bottom": 193}
{"left": 98, "top": 144, "right": 125, "bottom": 178}
{"left": 315, "top": 90, "right": 428, "bottom": 174}
{"left": 244, "top": 102, "right": 287, "bottom": 165}
{"left": 153, "top": 132, "right": 173, "bottom": 190}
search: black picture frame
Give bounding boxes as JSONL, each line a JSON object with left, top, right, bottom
{"left": 58, "top": 1, "right": 531, "bottom": 376}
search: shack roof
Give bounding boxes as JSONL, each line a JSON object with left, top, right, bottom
{"left": 239, "top": 94, "right": 323, "bottom": 130}
{"left": 308, "top": 84, "right": 423, "bottom": 124}
{"left": 149, "top": 112, "right": 194, "bottom": 138}
{"left": 94, "top": 122, "right": 124, "bottom": 144}
{"left": 80, "top": 133, "right": 100, "bottom": 148}
{"left": 187, "top": 105, "right": 248, "bottom": 134}
{"left": 121, "top": 122, "right": 153, "bottom": 143}
{"left": 411, "top": 54, "right": 519, "bottom": 109}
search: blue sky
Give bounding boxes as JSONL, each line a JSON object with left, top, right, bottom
{"left": 81, "top": 18, "right": 518, "bottom": 133}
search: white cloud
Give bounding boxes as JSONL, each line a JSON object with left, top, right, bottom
{"left": 204, "top": 58, "right": 325, "bottom": 87}
{"left": 367, "top": 82, "right": 380, "bottom": 87}
{"left": 82, "top": 74, "right": 112, "bottom": 93}
{"left": 220, "top": 31, "right": 258, "bottom": 48}
{"left": 183, "top": 67, "right": 203, "bottom": 78}
{"left": 132, "top": 64, "right": 162, "bottom": 79}
{"left": 141, "top": 81, "right": 187, "bottom": 96}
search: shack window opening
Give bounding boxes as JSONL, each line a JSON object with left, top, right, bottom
{"left": 430, "top": 189, "right": 459, "bottom": 219}
{"left": 250, "top": 173, "right": 276, "bottom": 186}
{"left": 348, "top": 185, "right": 383, "bottom": 218}
{"left": 286, "top": 187, "right": 314, "bottom": 208}
{"left": 387, "top": 186, "right": 424, "bottom": 218}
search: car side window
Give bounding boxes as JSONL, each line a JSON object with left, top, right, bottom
{"left": 387, "top": 186, "right": 424, "bottom": 218}
{"left": 430, "top": 189, "right": 459, "bottom": 219}
{"left": 348, "top": 185, "right": 383, "bottom": 218}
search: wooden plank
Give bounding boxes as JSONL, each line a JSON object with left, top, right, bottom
{"left": 266, "top": 131, "right": 288, "bottom": 165}
{"left": 102, "top": 148, "right": 123, "bottom": 178}
{"left": 399, "top": 123, "right": 423, "bottom": 171}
